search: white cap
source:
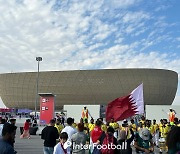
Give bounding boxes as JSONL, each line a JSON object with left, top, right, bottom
{"left": 123, "top": 119, "right": 128, "bottom": 123}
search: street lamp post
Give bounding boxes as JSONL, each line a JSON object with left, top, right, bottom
{"left": 35, "top": 57, "right": 42, "bottom": 118}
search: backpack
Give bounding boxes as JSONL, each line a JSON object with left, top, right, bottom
{"left": 101, "top": 134, "right": 115, "bottom": 154}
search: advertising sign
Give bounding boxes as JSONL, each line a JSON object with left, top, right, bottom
{"left": 39, "top": 93, "right": 55, "bottom": 125}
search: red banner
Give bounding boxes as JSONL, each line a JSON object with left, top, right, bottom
{"left": 0, "top": 108, "right": 12, "bottom": 112}
{"left": 40, "top": 94, "right": 54, "bottom": 125}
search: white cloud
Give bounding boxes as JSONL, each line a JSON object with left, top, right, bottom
{"left": 125, "top": 25, "right": 135, "bottom": 34}
{"left": 104, "top": 0, "right": 141, "bottom": 9}
{"left": 155, "top": 5, "right": 171, "bottom": 12}
{"left": 122, "top": 11, "right": 150, "bottom": 23}
{"left": 0, "top": 0, "right": 142, "bottom": 72}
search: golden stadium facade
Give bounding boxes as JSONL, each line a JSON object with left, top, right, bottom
{"left": 0, "top": 69, "right": 178, "bottom": 109}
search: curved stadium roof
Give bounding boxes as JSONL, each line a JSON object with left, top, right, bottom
{"left": 0, "top": 69, "right": 178, "bottom": 109}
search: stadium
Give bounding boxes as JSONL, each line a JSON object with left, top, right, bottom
{"left": 0, "top": 68, "right": 178, "bottom": 110}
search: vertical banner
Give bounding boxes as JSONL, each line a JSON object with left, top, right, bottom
{"left": 39, "top": 93, "right": 55, "bottom": 125}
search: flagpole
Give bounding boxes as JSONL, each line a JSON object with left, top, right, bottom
{"left": 142, "top": 82, "right": 146, "bottom": 118}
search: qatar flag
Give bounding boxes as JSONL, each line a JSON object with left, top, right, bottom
{"left": 106, "top": 83, "right": 144, "bottom": 122}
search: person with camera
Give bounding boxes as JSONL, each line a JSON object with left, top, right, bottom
{"left": 134, "top": 128, "right": 154, "bottom": 153}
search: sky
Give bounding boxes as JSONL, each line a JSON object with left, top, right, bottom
{"left": 0, "top": 0, "right": 180, "bottom": 107}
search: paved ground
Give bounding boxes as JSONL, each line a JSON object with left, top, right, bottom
{"left": 14, "top": 118, "right": 162, "bottom": 154}
{"left": 15, "top": 134, "right": 43, "bottom": 154}
{"left": 14, "top": 122, "right": 44, "bottom": 154}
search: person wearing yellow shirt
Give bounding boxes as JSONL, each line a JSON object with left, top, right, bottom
{"left": 119, "top": 120, "right": 131, "bottom": 139}
{"left": 109, "top": 118, "right": 119, "bottom": 138}
{"left": 137, "top": 122, "right": 143, "bottom": 132}
{"left": 159, "top": 119, "right": 164, "bottom": 138}
{"left": 165, "top": 123, "right": 171, "bottom": 135}
{"left": 159, "top": 121, "right": 170, "bottom": 153}
{"left": 130, "top": 119, "right": 137, "bottom": 133}
{"left": 109, "top": 118, "right": 119, "bottom": 130}
{"left": 152, "top": 119, "right": 159, "bottom": 147}
{"left": 97, "top": 118, "right": 107, "bottom": 132}
{"left": 72, "top": 122, "right": 77, "bottom": 128}
{"left": 106, "top": 121, "right": 110, "bottom": 128}
{"left": 110, "top": 122, "right": 119, "bottom": 130}
{"left": 109, "top": 122, "right": 115, "bottom": 128}
{"left": 139, "top": 116, "right": 146, "bottom": 128}
{"left": 164, "top": 120, "right": 171, "bottom": 137}
{"left": 101, "top": 123, "right": 107, "bottom": 132}
{"left": 55, "top": 119, "right": 64, "bottom": 134}
{"left": 152, "top": 120, "right": 159, "bottom": 133}
{"left": 160, "top": 120, "right": 170, "bottom": 138}
{"left": 110, "top": 121, "right": 119, "bottom": 139}
{"left": 146, "top": 120, "right": 154, "bottom": 135}
{"left": 72, "top": 118, "right": 78, "bottom": 129}
{"left": 160, "top": 125, "right": 169, "bottom": 138}
{"left": 88, "top": 118, "right": 95, "bottom": 132}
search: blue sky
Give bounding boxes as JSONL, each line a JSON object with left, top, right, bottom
{"left": 0, "top": 0, "right": 180, "bottom": 106}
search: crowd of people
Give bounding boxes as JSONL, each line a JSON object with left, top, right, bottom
{"left": 0, "top": 107, "right": 180, "bottom": 154}
{"left": 40, "top": 107, "right": 180, "bottom": 154}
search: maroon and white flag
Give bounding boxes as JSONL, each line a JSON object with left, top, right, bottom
{"left": 106, "top": 83, "right": 144, "bottom": 121}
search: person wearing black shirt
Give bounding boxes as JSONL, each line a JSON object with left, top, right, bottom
{"left": 33, "top": 118, "right": 38, "bottom": 127}
{"left": 41, "top": 119, "right": 59, "bottom": 154}
{"left": 9, "top": 118, "right": 17, "bottom": 148}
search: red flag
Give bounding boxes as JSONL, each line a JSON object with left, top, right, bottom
{"left": 106, "top": 83, "right": 144, "bottom": 122}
